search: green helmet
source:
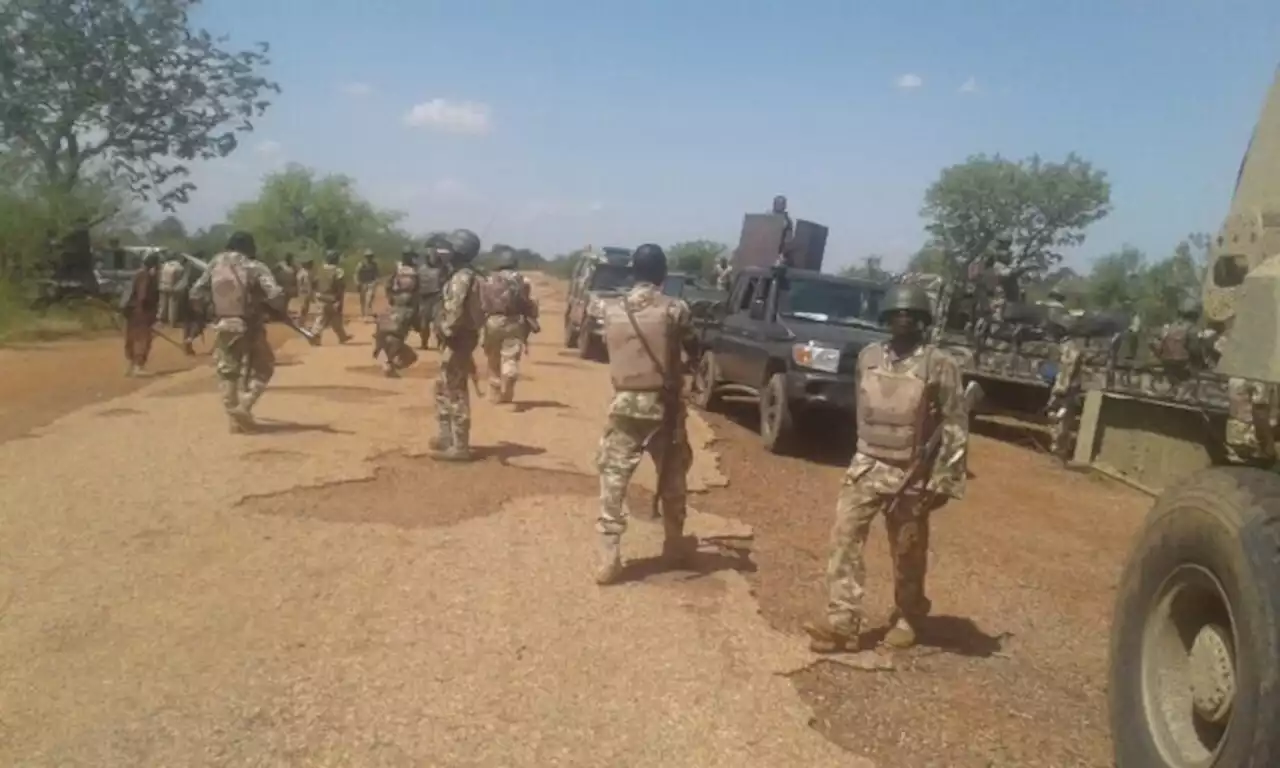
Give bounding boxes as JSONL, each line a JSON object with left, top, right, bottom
{"left": 363, "top": 248, "right": 375, "bottom": 258}
{"left": 1178, "top": 298, "right": 1202, "bottom": 318}
{"left": 879, "top": 284, "right": 934, "bottom": 324}
{"left": 493, "top": 247, "right": 518, "bottom": 271}
{"left": 424, "top": 233, "right": 449, "bottom": 249}
{"left": 325, "top": 249, "right": 341, "bottom": 265}
{"left": 444, "top": 228, "right": 481, "bottom": 262}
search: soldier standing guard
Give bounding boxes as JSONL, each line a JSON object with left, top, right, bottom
{"left": 1047, "top": 334, "right": 1085, "bottom": 459}
{"left": 594, "top": 244, "right": 697, "bottom": 585}
{"left": 805, "top": 284, "right": 971, "bottom": 652}
{"left": 309, "top": 250, "right": 353, "bottom": 344}
{"left": 188, "top": 232, "right": 284, "bottom": 433}
{"left": 1149, "top": 299, "right": 1205, "bottom": 400}
{"left": 376, "top": 250, "right": 420, "bottom": 377}
{"left": 479, "top": 247, "right": 539, "bottom": 403}
{"left": 430, "top": 229, "right": 486, "bottom": 462}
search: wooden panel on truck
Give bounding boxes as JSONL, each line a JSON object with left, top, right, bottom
{"left": 788, "top": 219, "right": 828, "bottom": 272}
{"left": 733, "top": 214, "right": 788, "bottom": 270}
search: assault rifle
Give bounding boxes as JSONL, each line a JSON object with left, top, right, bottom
{"left": 885, "top": 379, "right": 985, "bottom": 513}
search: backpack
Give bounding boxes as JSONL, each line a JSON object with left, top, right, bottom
{"left": 479, "top": 272, "right": 520, "bottom": 315}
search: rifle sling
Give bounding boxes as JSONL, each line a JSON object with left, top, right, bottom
{"left": 622, "top": 298, "right": 678, "bottom": 518}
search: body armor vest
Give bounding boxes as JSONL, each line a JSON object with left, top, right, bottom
{"left": 314, "top": 265, "right": 339, "bottom": 299}
{"left": 855, "top": 344, "right": 931, "bottom": 464}
{"left": 480, "top": 272, "right": 521, "bottom": 315}
{"left": 1158, "top": 324, "right": 1191, "bottom": 363}
{"left": 604, "top": 294, "right": 678, "bottom": 391}
{"left": 417, "top": 266, "right": 442, "bottom": 295}
{"left": 210, "top": 252, "right": 250, "bottom": 318}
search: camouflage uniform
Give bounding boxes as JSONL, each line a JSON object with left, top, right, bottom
{"left": 714, "top": 261, "right": 733, "bottom": 291}
{"left": 309, "top": 256, "right": 352, "bottom": 343}
{"left": 1048, "top": 338, "right": 1085, "bottom": 458}
{"left": 415, "top": 254, "right": 446, "bottom": 350}
{"left": 431, "top": 230, "right": 485, "bottom": 460}
{"left": 296, "top": 264, "right": 313, "bottom": 323}
{"left": 356, "top": 253, "right": 379, "bottom": 319}
{"left": 121, "top": 255, "right": 161, "bottom": 376}
{"left": 1225, "top": 377, "right": 1276, "bottom": 465}
{"left": 189, "top": 249, "right": 284, "bottom": 432}
{"left": 481, "top": 268, "right": 538, "bottom": 403}
{"left": 595, "top": 281, "right": 695, "bottom": 584}
{"left": 376, "top": 263, "right": 420, "bottom": 377}
{"left": 814, "top": 333, "right": 970, "bottom": 651}
{"left": 1149, "top": 318, "right": 1200, "bottom": 399}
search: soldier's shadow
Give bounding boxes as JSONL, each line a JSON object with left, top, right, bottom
{"left": 470, "top": 441, "right": 547, "bottom": 464}
{"left": 614, "top": 537, "right": 758, "bottom": 585}
{"left": 250, "top": 420, "right": 352, "bottom": 435}
{"left": 511, "top": 400, "right": 569, "bottom": 414}
{"left": 861, "top": 615, "right": 1009, "bottom": 659}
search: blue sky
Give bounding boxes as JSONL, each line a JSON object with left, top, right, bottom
{"left": 172, "top": 0, "right": 1280, "bottom": 272}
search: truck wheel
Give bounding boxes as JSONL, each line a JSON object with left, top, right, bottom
{"left": 759, "top": 373, "right": 795, "bottom": 454}
{"left": 577, "top": 326, "right": 602, "bottom": 361}
{"left": 1109, "top": 467, "right": 1280, "bottom": 768}
{"left": 692, "top": 351, "right": 722, "bottom": 411}
{"left": 564, "top": 315, "right": 578, "bottom": 349}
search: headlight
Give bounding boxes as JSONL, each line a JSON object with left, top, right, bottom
{"left": 791, "top": 342, "right": 841, "bottom": 373}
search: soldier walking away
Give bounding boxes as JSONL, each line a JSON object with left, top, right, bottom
{"left": 375, "top": 250, "right": 420, "bottom": 377}
{"left": 771, "top": 195, "right": 793, "bottom": 266}
{"left": 178, "top": 253, "right": 206, "bottom": 355}
{"left": 1224, "top": 377, "right": 1277, "bottom": 467}
{"left": 430, "top": 229, "right": 486, "bottom": 462}
{"left": 415, "top": 239, "right": 446, "bottom": 350}
{"left": 1047, "top": 335, "right": 1085, "bottom": 459}
{"left": 120, "top": 251, "right": 161, "bottom": 376}
{"left": 594, "top": 244, "right": 697, "bottom": 586}
{"left": 804, "top": 284, "right": 971, "bottom": 652}
{"left": 158, "top": 253, "right": 184, "bottom": 327}
{"left": 309, "top": 250, "right": 353, "bottom": 344}
{"left": 296, "top": 257, "right": 314, "bottom": 323}
{"left": 714, "top": 255, "right": 732, "bottom": 291}
{"left": 188, "top": 232, "right": 285, "bottom": 433}
{"left": 1149, "top": 299, "right": 1205, "bottom": 399}
{"left": 479, "top": 247, "right": 540, "bottom": 403}
{"left": 274, "top": 252, "right": 299, "bottom": 315}
{"left": 356, "top": 249, "right": 380, "bottom": 320}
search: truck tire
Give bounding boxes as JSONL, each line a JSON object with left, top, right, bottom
{"left": 691, "top": 351, "right": 722, "bottom": 411}
{"left": 1109, "top": 467, "right": 1280, "bottom": 768}
{"left": 577, "top": 325, "right": 604, "bottom": 362}
{"left": 564, "top": 314, "right": 578, "bottom": 349}
{"left": 759, "top": 373, "right": 795, "bottom": 454}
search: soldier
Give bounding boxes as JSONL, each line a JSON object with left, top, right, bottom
{"left": 177, "top": 254, "right": 206, "bottom": 355}
{"left": 296, "top": 257, "right": 314, "bottom": 323}
{"left": 415, "top": 238, "right": 447, "bottom": 350}
{"left": 771, "top": 194, "right": 793, "bottom": 265}
{"left": 157, "top": 253, "right": 184, "bottom": 327}
{"left": 1149, "top": 299, "right": 1204, "bottom": 399}
{"left": 594, "top": 243, "right": 696, "bottom": 586}
{"left": 120, "top": 251, "right": 161, "bottom": 377}
{"left": 714, "top": 256, "right": 733, "bottom": 291}
{"left": 479, "top": 247, "right": 539, "bottom": 403}
{"left": 375, "top": 250, "right": 420, "bottom": 378}
{"left": 804, "top": 284, "right": 970, "bottom": 652}
{"left": 274, "top": 252, "right": 299, "bottom": 314}
{"left": 188, "top": 232, "right": 284, "bottom": 433}
{"left": 356, "top": 249, "right": 379, "bottom": 319}
{"left": 1225, "top": 377, "right": 1277, "bottom": 466}
{"left": 1047, "top": 334, "right": 1085, "bottom": 458}
{"left": 309, "top": 250, "right": 353, "bottom": 344}
{"left": 430, "top": 228, "right": 486, "bottom": 462}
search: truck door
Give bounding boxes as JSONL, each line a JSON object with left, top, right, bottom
{"left": 737, "top": 275, "right": 777, "bottom": 386}
{"left": 715, "top": 275, "right": 760, "bottom": 383}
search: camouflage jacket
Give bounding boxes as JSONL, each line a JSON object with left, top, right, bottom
{"left": 850, "top": 341, "right": 969, "bottom": 500}
{"left": 188, "top": 251, "right": 283, "bottom": 332}
{"left": 489, "top": 268, "right": 536, "bottom": 318}
{"left": 438, "top": 266, "right": 483, "bottom": 342}
{"left": 607, "top": 282, "right": 694, "bottom": 421}
{"left": 1050, "top": 338, "right": 1085, "bottom": 399}
{"left": 386, "top": 264, "right": 419, "bottom": 311}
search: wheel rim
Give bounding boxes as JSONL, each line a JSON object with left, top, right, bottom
{"left": 1140, "top": 563, "right": 1236, "bottom": 767}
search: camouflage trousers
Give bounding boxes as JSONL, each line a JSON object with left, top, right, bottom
{"left": 358, "top": 282, "right": 377, "bottom": 317}
{"left": 1048, "top": 395, "right": 1081, "bottom": 458}
{"left": 1225, "top": 418, "right": 1275, "bottom": 466}
{"left": 433, "top": 339, "right": 477, "bottom": 449}
{"left": 826, "top": 460, "right": 934, "bottom": 636}
{"left": 212, "top": 323, "right": 275, "bottom": 414}
{"left": 596, "top": 411, "right": 692, "bottom": 537}
{"left": 376, "top": 309, "right": 418, "bottom": 372}
{"left": 308, "top": 299, "right": 349, "bottom": 342}
{"left": 416, "top": 295, "right": 440, "bottom": 348}
{"left": 483, "top": 316, "right": 525, "bottom": 402}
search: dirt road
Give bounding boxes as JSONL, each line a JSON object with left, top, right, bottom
{"left": 0, "top": 276, "right": 1147, "bottom": 767}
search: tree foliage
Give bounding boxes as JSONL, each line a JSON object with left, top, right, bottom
{"left": 921, "top": 153, "right": 1112, "bottom": 277}
{"left": 0, "top": 0, "right": 279, "bottom": 211}
{"left": 667, "top": 240, "right": 730, "bottom": 279}
{"left": 839, "top": 255, "right": 891, "bottom": 282}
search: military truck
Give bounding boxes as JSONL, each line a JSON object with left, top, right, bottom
{"left": 563, "top": 247, "right": 634, "bottom": 361}
{"left": 1107, "top": 65, "right": 1280, "bottom": 767}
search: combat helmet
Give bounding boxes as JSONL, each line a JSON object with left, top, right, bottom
{"left": 878, "top": 284, "right": 934, "bottom": 325}
{"left": 325, "top": 249, "right": 341, "bottom": 265}
{"left": 443, "top": 228, "right": 481, "bottom": 263}
{"left": 1178, "top": 297, "right": 1202, "bottom": 319}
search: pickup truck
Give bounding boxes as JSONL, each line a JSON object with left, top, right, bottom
{"left": 691, "top": 265, "right": 890, "bottom": 453}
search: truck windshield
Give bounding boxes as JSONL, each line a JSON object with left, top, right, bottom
{"left": 589, "top": 264, "right": 634, "bottom": 292}
{"left": 780, "top": 278, "right": 885, "bottom": 326}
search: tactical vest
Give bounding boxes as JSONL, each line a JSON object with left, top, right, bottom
{"left": 603, "top": 294, "right": 678, "bottom": 391}
{"left": 417, "top": 266, "right": 442, "bottom": 295}
{"left": 855, "top": 344, "right": 931, "bottom": 464}
{"left": 159, "top": 260, "right": 182, "bottom": 290}
{"left": 480, "top": 272, "right": 521, "bottom": 315}
{"left": 314, "top": 264, "right": 339, "bottom": 299}
{"left": 356, "top": 262, "right": 377, "bottom": 284}
{"left": 392, "top": 264, "right": 418, "bottom": 295}
{"left": 1158, "top": 324, "right": 1190, "bottom": 363}
{"left": 210, "top": 252, "right": 250, "bottom": 318}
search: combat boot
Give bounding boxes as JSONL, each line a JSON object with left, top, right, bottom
{"left": 428, "top": 414, "right": 452, "bottom": 452}
{"left": 802, "top": 618, "right": 860, "bottom": 654}
{"left": 382, "top": 361, "right": 400, "bottom": 378}
{"left": 595, "top": 533, "right": 623, "bottom": 585}
{"left": 499, "top": 377, "right": 516, "bottom": 404}
{"left": 882, "top": 616, "right": 918, "bottom": 650}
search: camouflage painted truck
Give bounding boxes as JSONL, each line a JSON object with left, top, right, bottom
{"left": 1107, "top": 65, "right": 1280, "bottom": 767}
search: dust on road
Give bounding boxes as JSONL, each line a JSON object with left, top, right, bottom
{"left": 0, "top": 275, "right": 1146, "bottom": 767}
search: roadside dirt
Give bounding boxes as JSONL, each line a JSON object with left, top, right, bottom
{"left": 0, "top": 275, "right": 1146, "bottom": 767}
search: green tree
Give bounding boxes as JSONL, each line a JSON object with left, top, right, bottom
{"left": 146, "top": 215, "right": 189, "bottom": 250}
{"left": 921, "top": 153, "right": 1112, "bottom": 277}
{"left": 0, "top": 0, "right": 279, "bottom": 213}
{"left": 839, "top": 255, "right": 891, "bottom": 281}
{"left": 667, "top": 240, "right": 729, "bottom": 280}
{"left": 905, "top": 246, "right": 950, "bottom": 275}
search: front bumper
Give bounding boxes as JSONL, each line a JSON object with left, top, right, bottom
{"left": 784, "top": 369, "right": 856, "bottom": 412}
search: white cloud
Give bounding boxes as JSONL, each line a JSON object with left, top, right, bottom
{"left": 340, "top": 81, "right": 373, "bottom": 97}
{"left": 403, "top": 98, "right": 493, "bottom": 135}
{"left": 894, "top": 73, "right": 924, "bottom": 89}
{"left": 254, "top": 139, "right": 282, "bottom": 156}
{"left": 958, "top": 76, "right": 978, "bottom": 94}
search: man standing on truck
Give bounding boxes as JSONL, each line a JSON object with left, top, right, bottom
{"left": 771, "top": 195, "right": 793, "bottom": 266}
{"left": 593, "top": 244, "right": 696, "bottom": 586}
{"left": 715, "top": 256, "right": 732, "bottom": 291}
{"left": 804, "top": 284, "right": 971, "bottom": 653}
{"left": 1149, "top": 299, "right": 1206, "bottom": 399}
